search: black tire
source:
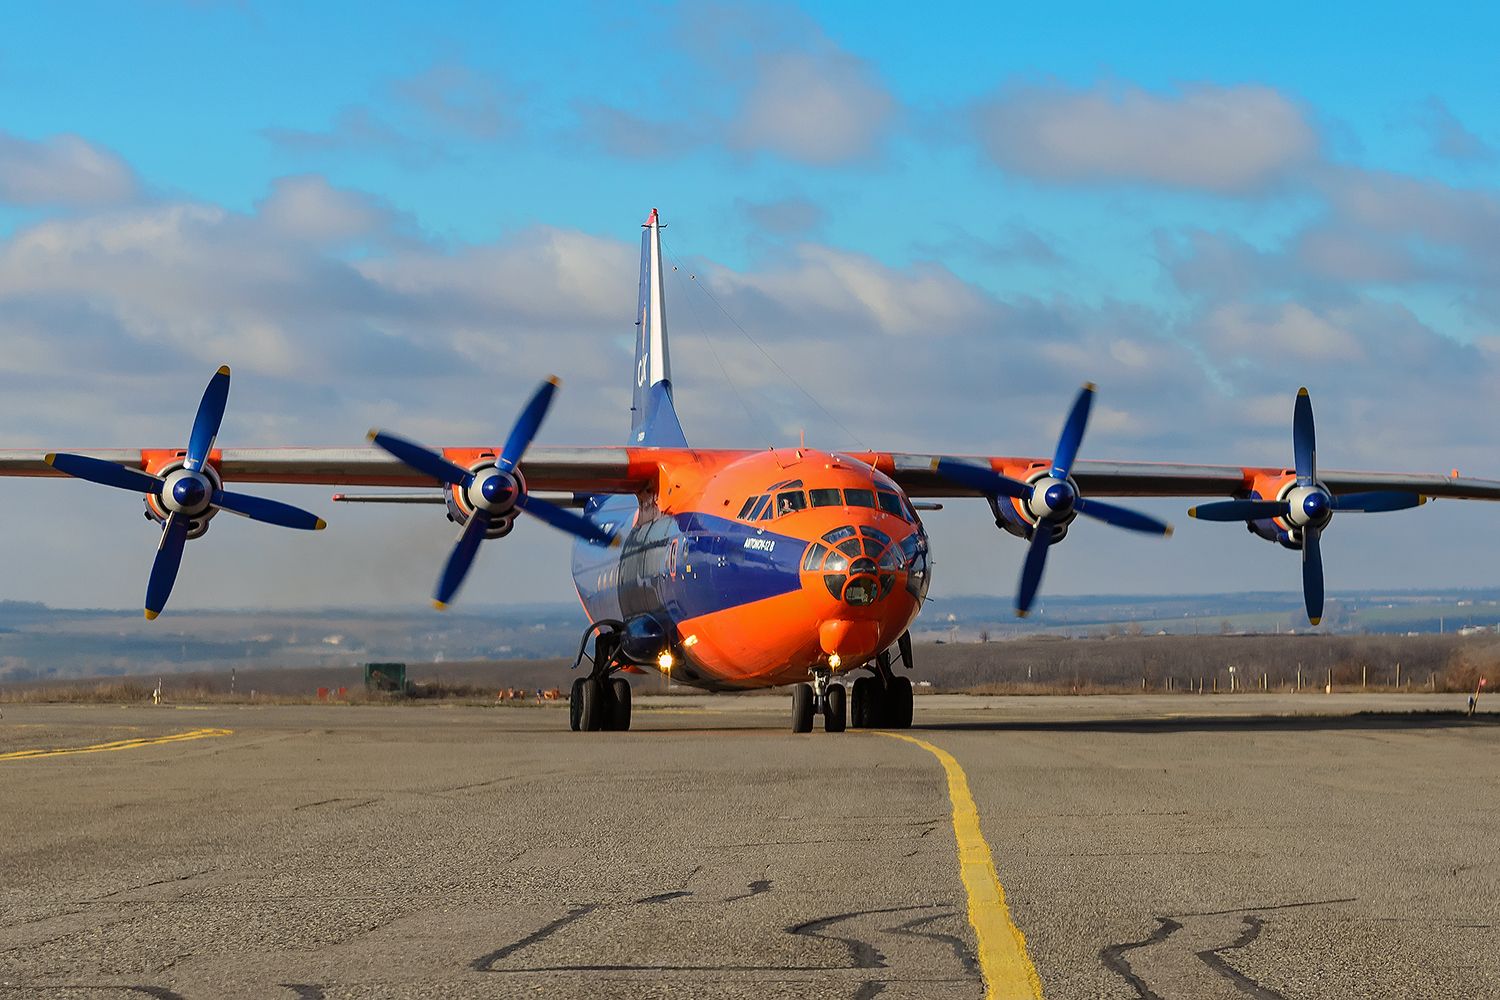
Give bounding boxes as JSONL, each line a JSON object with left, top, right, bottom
{"left": 852, "top": 675, "right": 886, "bottom": 728}
{"left": 608, "top": 677, "right": 632, "bottom": 732}
{"left": 569, "top": 677, "right": 585, "bottom": 731}
{"left": 888, "top": 675, "right": 914, "bottom": 729}
{"left": 578, "top": 677, "right": 606, "bottom": 732}
{"left": 824, "top": 683, "right": 846, "bottom": 733}
{"left": 791, "top": 682, "right": 815, "bottom": 733}
{"left": 850, "top": 676, "right": 870, "bottom": 728}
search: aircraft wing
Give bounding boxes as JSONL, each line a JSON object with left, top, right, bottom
{"left": 0, "top": 446, "right": 653, "bottom": 493}
{"left": 868, "top": 453, "right": 1500, "bottom": 501}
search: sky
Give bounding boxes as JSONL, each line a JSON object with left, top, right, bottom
{"left": 2, "top": 1, "right": 1500, "bottom": 613}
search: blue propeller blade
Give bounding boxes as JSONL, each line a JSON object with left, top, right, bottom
{"left": 367, "top": 430, "right": 471, "bottom": 487}
{"left": 185, "top": 366, "right": 232, "bottom": 472}
{"left": 1330, "top": 491, "right": 1426, "bottom": 514}
{"left": 931, "top": 458, "right": 1031, "bottom": 500}
{"left": 46, "top": 453, "right": 164, "bottom": 495}
{"left": 1292, "top": 387, "right": 1316, "bottom": 485}
{"left": 1073, "top": 497, "right": 1173, "bottom": 536}
{"left": 516, "top": 494, "right": 617, "bottom": 546}
{"left": 213, "top": 490, "right": 326, "bottom": 531}
{"left": 434, "top": 508, "right": 491, "bottom": 608}
{"left": 1015, "top": 527, "right": 1052, "bottom": 618}
{"left": 1050, "top": 383, "right": 1095, "bottom": 480}
{"left": 499, "top": 376, "right": 559, "bottom": 473}
{"left": 1189, "top": 498, "right": 1291, "bottom": 522}
{"left": 144, "top": 513, "right": 191, "bottom": 620}
{"left": 1302, "top": 524, "right": 1324, "bottom": 625}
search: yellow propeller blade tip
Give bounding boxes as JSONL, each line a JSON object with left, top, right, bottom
{"left": 432, "top": 600, "right": 447, "bottom": 611}
{"left": 546, "top": 374, "right": 562, "bottom": 387}
{"left": 314, "top": 519, "right": 327, "bottom": 531}
{"left": 365, "top": 428, "right": 380, "bottom": 443}
{"left": 1187, "top": 507, "right": 1198, "bottom": 518}
{"left": 1083, "top": 381, "right": 1097, "bottom": 392}
{"left": 1015, "top": 609, "right": 1030, "bottom": 619}
{"left": 43, "top": 453, "right": 57, "bottom": 466}
{"left": 1297, "top": 387, "right": 1310, "bottom": 397}
{"left": 1164, "top": 525, "right": 1175, "bottom": 538}
{"left": 1309, "top": 617, "right": 1321, "bottom": 626}
{"left": 216, "top": 365, "right": 231, "bottom": 376}
{"left": 144, "top": 609, "right": 159, "bottom": 621}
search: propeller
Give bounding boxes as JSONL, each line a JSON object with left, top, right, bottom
{"left": 935, "top": 383, "right": 1173, "bottom": 617}
{"left": 1188, "top": 387, "right": 1424, "bottom": 625}
{"left": 368, "top": 376, "right": 618, "bottom": 609}
{"left": 46, "top": 366, "right": 326, "bottom": 619}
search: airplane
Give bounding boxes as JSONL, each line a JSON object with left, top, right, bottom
{"left": 5, "top": 208, "right": 1500, "bottom": 734}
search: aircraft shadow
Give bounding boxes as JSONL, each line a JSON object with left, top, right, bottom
{"left": 911, "top": 710, "right": 1500, "bottom": 734}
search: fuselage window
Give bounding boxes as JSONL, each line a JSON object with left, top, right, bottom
{"left": 775, "top": 491, "right": 807, "bottom": 517}
{"left": 736, "top": 497, "right": 758, "bottom": 519}
{"left": 844, "top": 489, "right": 876, "bottom": 509}
{"left": 808, "top": 488, "right": 842, "bottom": 508}
{"left": 876, "top": 490, "right": 906, "bottom": 519}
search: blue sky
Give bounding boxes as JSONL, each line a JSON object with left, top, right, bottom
{"left": 2, "top": 1, "right": 1500, "bottom": 612}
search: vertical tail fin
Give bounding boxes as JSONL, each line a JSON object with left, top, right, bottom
{"left": 630, "top": 208, "right": 688, "bottom": 447}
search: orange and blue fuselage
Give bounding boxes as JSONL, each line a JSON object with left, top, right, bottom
{"left": 572, "top": 447, "right": 928, "bottom": 690}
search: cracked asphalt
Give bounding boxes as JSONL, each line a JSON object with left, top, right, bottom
{"left": 0, "top": 693, "right": 1496, "bottom": 999}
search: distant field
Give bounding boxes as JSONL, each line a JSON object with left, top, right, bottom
{"left": 4, "top": 633, "right": 1495, "bottom": 703}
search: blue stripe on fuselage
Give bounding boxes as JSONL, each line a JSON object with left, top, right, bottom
{"left": 572, "top": 507, "right": 806, "bottom": 626}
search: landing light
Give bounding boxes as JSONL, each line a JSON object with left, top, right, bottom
{"left": 828, "top": 653, "right": 842, "bottom": 670}
{"left": 658, "top": 651, "right": 675, "bottom": 673}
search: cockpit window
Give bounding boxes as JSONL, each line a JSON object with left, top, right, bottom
{"left": 859, "top": 526, "right": 891, "bottom": 547}
{"left": 808, "top": 488, "right": 842, "bottom": 508}
{"left": 736, "top": 497, "right": 758, "bottom": 519}
{"left": 775, "top": 491, "right": 807, "bottom": 516}
{"left": 844, "top": 489, "right": 876, "bottom": 509}
{"left": 876, "top": 490, "right": 906, "bottom": 519}
{"left": 747, "top": 495, "right": 770, "bottom": 520}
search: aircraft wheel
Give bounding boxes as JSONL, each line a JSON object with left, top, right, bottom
{"left": 888, "top": 675, "right": 914, "bottom": 729}
{"left": 791, "top": 682, "right": 814, "bottom": 733}
{"left": 577, "top": 677, "right": 606, "bottom": 732}
{"left": 569, "top": 678, "right": 585, "bottom": 731}
{"left": 851, "top": 676, "right": 881, "bottom": 728}
{"left": 607, "top": 677, "right": 632, "bottom": 732}
{"left": 824, "top": 683, "right": 846, "bottom": 733}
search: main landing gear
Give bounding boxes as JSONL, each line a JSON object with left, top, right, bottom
{"left": 790, "top": 650, "right": 913, "bottom": 733}
{"left": 568, "top": 622, "right": 633, "bottom": 732}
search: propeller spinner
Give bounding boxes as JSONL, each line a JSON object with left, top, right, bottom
{"left": 935, "top": 383, "right": 1173, "bottom": 617}
{"left": 368, "top": 376, "right": 618, "bottom": 609}
{"left": 1188, "top": 387, "right": 1424, "bottom": 625}
{"left": 46, "top": 366, "right": 327, "bottom": 619}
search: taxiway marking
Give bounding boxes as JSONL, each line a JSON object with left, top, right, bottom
{"left": 0, "top": 727, "right": 233, "bottom": 761}
{"left": 877, "top": 731, "right": 1045, "bottom": 1000}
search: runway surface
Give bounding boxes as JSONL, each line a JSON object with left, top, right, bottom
{"left": 1, "top": 693, "right": 1497, "bottom": 999}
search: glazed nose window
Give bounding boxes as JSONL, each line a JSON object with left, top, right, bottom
{"left": 806, "top": 527, "right": 900, "bottom": 605}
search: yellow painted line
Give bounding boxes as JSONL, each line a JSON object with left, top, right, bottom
{"left": 876, "top": 731, "right": 1044, "bottom": 999}
{"left": 0, "top": 727, "right": 232, "bottom": 761}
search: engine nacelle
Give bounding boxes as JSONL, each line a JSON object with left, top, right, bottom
{"left": 443, "top": 456, "right": 521, "bottom": 540}
{"left": 142, "top": 458, "right": 220, "bottom": 540}
{"left": 1244, "top": 473, "right": 1333, "bottom": 551}
{"left": 987, "top": 465, "right": 1077, "bottom": 544}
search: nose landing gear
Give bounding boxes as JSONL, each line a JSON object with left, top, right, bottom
{"left": 791, "top": 668, "right": 847, "bottom": 733}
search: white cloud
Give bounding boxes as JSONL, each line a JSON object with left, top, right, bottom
{"left": 973, "top": 82, "right": 1318, "bottom": 194}
{"left": 0, "top": 131, "right": 138, "bottom": 207}
{"left": 1206, "top": 302, "right": 1364, "bottom": 363}
{"left": 729, "top": 50, "right": 896, "bottom": 165}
